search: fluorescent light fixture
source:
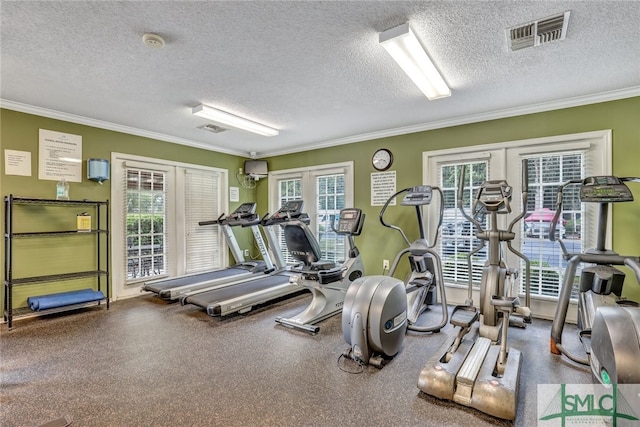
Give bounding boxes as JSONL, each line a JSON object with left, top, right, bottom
{"left": 379, "top": 23, "right": 451, "bottom": 100}
{"left": 192, "top": 104, "right": 279, "bottom": 137}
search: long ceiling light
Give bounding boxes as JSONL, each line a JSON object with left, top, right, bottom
{"left": 192, "top": 104, "right": 279, "bottom": 137}
{"left": 379, "top": 22, "right": 451, "bottom": 100}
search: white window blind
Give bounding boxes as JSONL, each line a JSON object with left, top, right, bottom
{"left": 522, "top": 153, "right": 584, "bottom": 298}
{"left": 184, "top": 169, "right": 222, "bottom": 273}
{"left": 277, "top": 177, "right": 303, "bottom": 264}
{"left": 438, "top": 160, "right": 489, "bottom": 287}
{"left": 316, "top": 173, "right": 346, "bottom": 262}
{"left": 124, "top": 167, "right": 167, "bottom": 282}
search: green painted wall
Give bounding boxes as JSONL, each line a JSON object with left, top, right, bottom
{"left": 0, "top": 109, "right": 255, "bottom": 311}
{"left": 2, "top": 97, "right": 639, "bottom": 320}
{"left": 261, "top": 97, "right": 640, "bottom": 301}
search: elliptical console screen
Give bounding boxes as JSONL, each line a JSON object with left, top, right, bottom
{"left": 580, "top": 176, "right": 634, "bottom": 203}
{"left": 401, "top": 186, "right": 432, "bottom": 206}
{"left": 477, "top": 180, "right": 511, "bottom": 211}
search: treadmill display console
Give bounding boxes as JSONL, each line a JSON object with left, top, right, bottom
{"left": 233, "top": 202, "right": 258, "bottom": 218}
{"left": 580, "top": 176, "right": 634, "bottom": 203}
{"left": 283, "top": 200, "right": 303, "bottom": 214}
{"left": 264, "top": 200, "right": 308, "bottom": 225}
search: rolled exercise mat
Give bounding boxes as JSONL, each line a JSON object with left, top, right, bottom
{"left": 28, "top": 288, "right": 105, "bottom": 311}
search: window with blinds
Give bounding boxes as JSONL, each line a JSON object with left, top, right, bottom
{"left": 523, "top": 153, "right": 584, "bottom": 298}
{"left": 270, "top": 162, "right": 354, "bottom": 265}
{"left": 277, "top": 178, "right": 302, "bottom": 264}
{"left": 439, "top": 161, "right": 488, "bottom": 287}
{"left": 316, "top": 173, "right": 346, "bottom": 262}
{"left": 125, "top": 168, "right": 167, "bottom": 281}
{"left": 184, "top": 169, "right": 221, "bottom": 273}
{"left": 112, "top": 154, "right": 227, "bottom": 299}
{"left": 424, "top": 130, "right": 610, "bottom": 318}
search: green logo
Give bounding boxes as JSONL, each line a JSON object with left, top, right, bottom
{"left": 539, "top": 384, "right": 639, "bottom": 426}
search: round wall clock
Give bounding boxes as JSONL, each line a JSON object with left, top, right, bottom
{"left": 372, "top": 148, "right": 393, "bottom": 171}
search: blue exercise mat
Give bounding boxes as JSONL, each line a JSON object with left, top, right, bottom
{"left": 28, "top": 288, "right": 105, "bottom": 311}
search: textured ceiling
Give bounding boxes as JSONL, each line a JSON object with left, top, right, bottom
{"left": 1, "top": 1, "right": 639, "bottom": 158}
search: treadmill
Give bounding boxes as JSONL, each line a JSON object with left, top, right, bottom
{"left": 180, "top": 200, "right": 309, "bottom": 316}
{"left": 142, "top": 202, "right": 274, "bottom": 300}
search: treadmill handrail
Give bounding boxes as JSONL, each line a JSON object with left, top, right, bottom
{"left": 198, "top": 213, "right": 226, "bottom": 226}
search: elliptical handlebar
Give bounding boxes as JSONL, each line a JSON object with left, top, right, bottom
{"left": 456, "top": 166, "right": 484, "bottom": 230}
{"left": 378, "top": 186, "right": 444, "bottom": 248}
{"left": 379, "top": 187, "right": 413, "bottom": 247}
{"left": 624, "top": 258, "right": 640, "bottom": 285}
{"left": 506, "top": 159, "right": 529, "bottom": 233}
{"left": 549, "top": 179, "right": 582, "bottom": 260}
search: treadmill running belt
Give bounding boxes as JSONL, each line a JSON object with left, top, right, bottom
{"left": 144, "top": 267, "right": 250, "bottom": 293}
{"left": 183, "top": 274, "right": 291, "bottom": 309}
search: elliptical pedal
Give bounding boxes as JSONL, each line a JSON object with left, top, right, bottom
{"left": 450, "top": 305, "right": 479, "bottom": 328}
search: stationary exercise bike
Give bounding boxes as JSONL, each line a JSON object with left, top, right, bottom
{"left": 341, "top": 185, "right": 447, "bottom": 368}
{"left": 275, "top": 208, "right": 365, "bottom": 334}
{"left": 549, "top": 175, "right": 640, "bottom": 385}
{"left": 418, "top": 161, "right": 531, "bottom": 420}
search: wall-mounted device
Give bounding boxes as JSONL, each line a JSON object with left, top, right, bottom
{"left": 87, "top": 158, "right": 110, "bottom": 184}
{"left": 244, "top": 159, "right": 268, "bottom": 180}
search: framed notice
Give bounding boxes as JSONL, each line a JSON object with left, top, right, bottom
{"left": 371, "top": 171, "right": 396, "bottom": 206}
{"left": 38, "top": 129, "right": 82, "bottom": 182}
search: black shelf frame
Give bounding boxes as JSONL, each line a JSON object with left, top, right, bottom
{"left": 4, "top": 194, "right": 110, "bottom": 329}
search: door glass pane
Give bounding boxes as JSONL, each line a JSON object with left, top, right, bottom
{"left": 278, "top": 178, "right": 302, "bottom": 264}
{"left": 316, "top": 173, "right": 346, "bottom": 262}
{"left": 440, "top": 161, "right": 488, "bottom": 287}
{"left": 126, "top": 169, "right": 167, "bottom": 281}
{"left": 523, "top": 154, "right": 584, "bottom": 298}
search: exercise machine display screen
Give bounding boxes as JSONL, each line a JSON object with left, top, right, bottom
{"left": 478, "top": 180, "right": 512, "bottom": 210}
{"left": 401, "top": 186, "right": 433, "bottom": 206}
{"left": 336, "top": 208, "right": 363, "bottom": 234}
{"left": 233, "top": 202, "right": 257, "bottom": 218}
{"left": 580, "top": 176, "right": 634, "bottom": 203}
{"left": 282, "top": 200, "right": 303, "bottom": 214}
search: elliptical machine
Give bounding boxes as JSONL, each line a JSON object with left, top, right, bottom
{"left": 379, "top": 185, "right": 449, "bottom": 333}
{"left": 417, "top": 161, "right": 531, "bottom": 421}
{"left": 275, "top": 208, "right": 365, "bottom": 334}
{"left": 549, "top": 175, "right": 640, "bottom": 385}
{"left": 341, "top": 185, "right": 448, "bottom": 368}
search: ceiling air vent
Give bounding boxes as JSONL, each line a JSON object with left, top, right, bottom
{"left": 508, "top": 11, "right": 570, "bottom": 51}
{"left": 198, "top": 124, "right": 228, "bottom": 134}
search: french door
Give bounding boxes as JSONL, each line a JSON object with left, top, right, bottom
{"left": 424, "top": 131, "right": 611, "bottom": 320}
{"left": 111, "top": 153, "right": 227, "bottom": 299}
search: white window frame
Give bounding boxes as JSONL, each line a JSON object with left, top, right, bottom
{"left": 111, "top": 152, "right": 228, "bottom": 299}
{"left": 423, "top": 130, "right": 611, "bottom": 321}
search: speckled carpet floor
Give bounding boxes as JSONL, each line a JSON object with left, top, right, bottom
{"left": 1, "top": 293, "right": 590, "bottom": 426}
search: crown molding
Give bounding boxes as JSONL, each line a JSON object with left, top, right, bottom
{"left": 263, "top": 86, "right": 640, "bottom": 157}
{"left": 2, "top": 86, "right": 638, "bottom": 159}
{"left": 0, "top": 99, "right": 247, "bottom": 157}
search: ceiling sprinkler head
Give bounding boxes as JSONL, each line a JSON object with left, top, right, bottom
{"left": 142, "top": 33, "right": 166, "bottom": 49}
